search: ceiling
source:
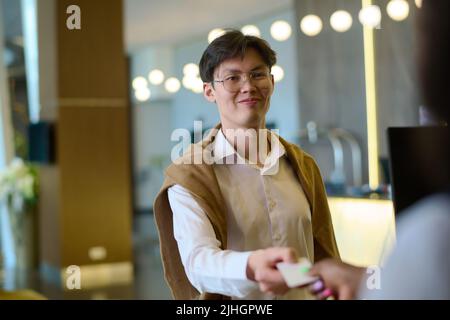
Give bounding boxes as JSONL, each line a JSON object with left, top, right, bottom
{"left": 124, "top": 0, "right": 292, "bottom": 52}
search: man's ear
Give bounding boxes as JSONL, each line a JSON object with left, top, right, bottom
{"left": 203, "top": 82, "right": 216, "bottom": 103}
{"left": 271, "top": 74, "right": 275, "bottom": 87}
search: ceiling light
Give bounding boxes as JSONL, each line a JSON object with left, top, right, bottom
{"left": 165, "top": 77, "right": 181, "bottom": 93}
{"left": 387, "top": 0, "right": 410, "bottom": 21}
{"left": 241, "top": 25, "right": 261, "bottom": 37}
{"left": 148, "top": 69, "right": 165, "bottom": 85}
{"left": 271, "top": 65, "right": 284, "bottom": 82}
{"left": 135, "top": 87, "right": 151, "bottom": 102}
{"left": 270, "top": 20, "right": 292, "bottom": 41}
{"left": 208, "top": 28, "right": 226, "bottom": 44}
{"left": 330, "top": 10, "right": 353, "bottom": 33}
{"left": 183, "top": 63, "right": 199, "bottom": 77}
{"left": 359, "top": 5, "right": 382, "bottom": 28}
{"left": 300, "top": 15, "right": 323, "bottom": 37}
{"left": 132, "top": 76, "right": 147, "bottom": 90}
{"left": 415, "top": 0, "right": 422, "bottom": 8}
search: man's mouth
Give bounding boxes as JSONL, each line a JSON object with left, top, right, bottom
{"left": 238, "top": 97, "right": 261, "bottom": 105}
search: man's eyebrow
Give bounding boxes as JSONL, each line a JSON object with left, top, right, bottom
{"left": 221, "top": 65, "right": 267, "bottom": 74}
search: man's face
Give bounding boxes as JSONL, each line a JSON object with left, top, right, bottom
{"left": 203, "top": 48, "right": 274, "bottom": 129}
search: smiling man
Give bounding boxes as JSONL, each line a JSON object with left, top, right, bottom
{"left": 154, "top": 30, "right": 339, "bottom": 300}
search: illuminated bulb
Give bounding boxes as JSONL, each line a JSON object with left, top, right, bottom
{"left": 330, "top": 10, "right": 353, "bottom": 33}
{"left": 148, "top": 69, "right": 165, "bottom": 85}
{"left": 387, "top": 0, "right": 410, "bottom": 21}
{"left": 270, "top": 20, "right": 292, "bottom": 41}
{"left": 415, "top": 0, "right": 422, "bottom": 8}
{"left": 182, "top": 76, "right": 194, "bottom": 90}
{"left": 241, "top": 25, "right": 261, "bottom": 37}
{"left": 208, "top": 28, "right": 225, "bottom": 44}
{"left": 359, "top": 5, "right": 382, "bottom": 28}
{"left": 271, "top": 65, "right": 284, "bottom": 82}
{"left": 183, "top": 63, "right": 199, "bottom": 77}
{"left": 135, "top": 87, "right": 151, "bottom": 102}
{"left": 165, "top": 77, "right": 181, "bottom": 93}
{"left": 132, "top": 76, "right": 147, "bottom": 90}
{"left": 191, "top": 77, "right": 204, "bottom": 94}
{"left": 300, "top": 15, "right": 323, "bottom": 37}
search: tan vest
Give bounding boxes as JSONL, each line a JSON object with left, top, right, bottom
{"left": 153, "top": 125, "right": 340, "bottom": 300}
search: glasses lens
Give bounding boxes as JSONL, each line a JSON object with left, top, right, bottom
{"left": 223, "top": 72, "right": 269, "bottom": 92}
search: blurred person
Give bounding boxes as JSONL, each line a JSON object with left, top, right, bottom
{"left": 153, "top": 30, "right": 340, "bottom": 300}
{"left": 257, "top": 0, "right": 450, "bottom": 300}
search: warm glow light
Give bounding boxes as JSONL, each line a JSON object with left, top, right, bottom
{"left": 362, "top": 0, "right": 380, "bottom": 189}
{"left": 241, "top": 25, "right": 261, "bottom": 37}
{"left": 359, "top": 4, "right": 382, "bottom": 28}
{"left": 300, "top": 15, "right": 323, "bottom": 37}
{"left": 148, "top": 69, "right": 165, "bottom": 85}
{"left": 208, "top": 28, "right": 226, "bottom": 44}
{"left": 387, "top": 0, "right": 410, "bottom": 21}
{"left": 271, "top": 65, "right": 284, "bottom": 82}
{"left": 183, "top": 63, "right": 199, "bottom": 77}
{"left": 165, "top": 77, "right": 181, "bottom": 93}
{"left": 132, "top": 76, "right": 147, "bottom": 90}
{"left": 415, "top": 0, "right": 422, "bottom": 8}
{"left": 330, "top": 10, "right": 353, "bottom": 32}
{"left": 191, "top": 77, "right": 204, "bottom": 94}
{"left": 270, "top": 20, "right": 292, "bottom": 41}
{"left": 328, "top": 197, "right": 396, "bottom": 266}
{"left": 135, "top": 87, "right": 151, "bottom": 102}
{"left": 182, "top": 76, "right": 194, "bottom": 90}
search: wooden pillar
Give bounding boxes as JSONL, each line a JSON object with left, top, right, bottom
{"left": 39, "top": 0, "right": 133, "bottom": 289}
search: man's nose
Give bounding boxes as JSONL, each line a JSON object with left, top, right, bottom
{"left": 240, "top": 76, "right": 257, "bottom": 93}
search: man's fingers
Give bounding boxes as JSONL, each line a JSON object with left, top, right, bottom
{"left": 255, "top": 266, "right": 285, "bottom": 284}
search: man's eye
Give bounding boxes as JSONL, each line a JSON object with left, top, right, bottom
{"left": 252, "top": 72, "right": 266, "bottom": 79}
{"left": 225, "top": 76, "right": 240, "bottom": 82}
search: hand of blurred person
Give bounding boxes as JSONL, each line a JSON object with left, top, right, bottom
{"left": 307, "top": 259, "right": 366, "bottom": 300}
{"left": 246, "top": 247, "right": 299, "bottom": 296}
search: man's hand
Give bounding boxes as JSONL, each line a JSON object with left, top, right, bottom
{"left": 308, "top": 258, "right": 366, "bottom": 300}
{"left": 246, "top": 247, "right": 299, "bottom": 296}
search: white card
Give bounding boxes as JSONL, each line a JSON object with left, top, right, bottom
{"left": 276, "top": 258, "right": 319, "bottom": 288}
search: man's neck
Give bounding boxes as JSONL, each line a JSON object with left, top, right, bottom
{"left": 221, "top": 121, "right": 271, "bottom": 166}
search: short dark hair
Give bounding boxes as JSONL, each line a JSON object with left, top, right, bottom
{"left": 199, "top": 29, "right": 277, "bottom": 83}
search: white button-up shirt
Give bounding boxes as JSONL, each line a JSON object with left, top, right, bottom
{"left": 168, "top": 129, "right": 314, "bottom": 299}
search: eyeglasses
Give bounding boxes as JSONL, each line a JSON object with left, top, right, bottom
{"left": 212, "top": 71, "right": 272, "bottom": 93}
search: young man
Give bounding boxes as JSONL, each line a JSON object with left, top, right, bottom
{"left": 153, "top": 30, "right": 339, "bottom": 300}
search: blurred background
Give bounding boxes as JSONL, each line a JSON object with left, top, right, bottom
{"left": 0, "top": 0, "right": 423, "bottom": 299}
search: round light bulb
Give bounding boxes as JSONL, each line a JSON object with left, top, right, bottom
{"left": 182, "top": 76, "right": 194, "bottom": 90}
{"left": 183, "top": 63, "right": 199, "bottom": 77}
{"left": 387, "top": 0, "right": 410, "bottom": 21}
{"left": 359, "top": 5, "right": 382, "bottom": 28}
{"left": 271, "top": 65, "right": 284, "bottom": 82}
{"left": 300, "top": 15, "right": 323, "bottom": 37}
{"left": 270, "top": 20, "right": 292, "bottom": 41}
{"left": 135, "top": 87, "right": 151, "bottom": 102}
{"left": 241, "top": 25, "right": 261, "bottom": 37}
{"left": 208, "top": 28, "right": 225, "bottom": 44}
{"left": 191, "top": 77, "right": 204, "bottom": 94}
{"left": 330, "top": 10, "right": 353, "bottom": 33}
{"left": 165, "top": 77, "right": 181, "bottom": 93}
{"left": 132, "top": 76, "right": 147, "bottom": 90}
{"left": 148, "top": 69, "right": 165, "bottom": 85}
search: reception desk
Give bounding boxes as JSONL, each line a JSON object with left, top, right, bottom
{"left": 328, "top": 197, "right": 396, "bottom": 267}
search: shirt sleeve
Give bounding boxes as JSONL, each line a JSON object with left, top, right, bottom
{"left": 168, "top": 184, "right": 259, "bottom": 298}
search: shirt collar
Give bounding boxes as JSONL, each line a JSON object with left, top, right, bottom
{"left": 213, "top": 128, "right": 286, "bottom": 173}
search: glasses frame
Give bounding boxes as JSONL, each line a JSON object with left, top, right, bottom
{"left": 212, "top": 70, "right": 272, "bottom": 93}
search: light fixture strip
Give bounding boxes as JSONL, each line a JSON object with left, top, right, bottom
{"left": 362, "top": 0, "right": 380, "bottom": 190}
